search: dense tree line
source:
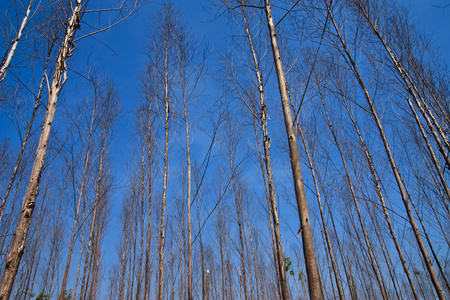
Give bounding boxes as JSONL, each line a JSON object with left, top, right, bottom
{"left": 0, "top": 0, "right": 449, "bottom": 299}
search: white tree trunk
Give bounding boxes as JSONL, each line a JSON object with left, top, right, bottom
{"left": 0, "top": 0, "right": 34, "bottom": 82}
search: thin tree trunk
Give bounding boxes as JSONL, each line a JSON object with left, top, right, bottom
{"left": 180, "top": 58, "right": 193, "bottom": 300}
{"left": 297, "top": 123, "right": 344, "bottom": 300}
{"left": 59, "top": 84, "right": 97, "bottom": 300}
{"left": 218, "top": 206, "right": 225, "bottom": 300}
{"left": 196, "top": 183, "right": 205, "bottom": 300}
{"left": 144, "top": 108, "right": 153, "bottom": 300}
{"left": 127, "top": 205, "right": 138, "bottom": 300}
{"left": 0, "top": 40, "right": 54, "bottom": 223}
{"left": 205, "top": 270, "right": 210, "bottom": 300}
{"left": 318, "top": 81, "right": 389, "bottom": 300}
{"left": 343, "top": 97, "right": 420, "bottom": 299}
{"left": 118, "top": 216, "right": 129, "bottom": 300}
{"left": 136, "top": 140, "right": 146, "bottom": 300}
{"left": 0, "top": 1, "right": 84, "bottom": 298}
{"left": 242, "top": 217, "right": 254, "bottom": 299}
{"left": 88, "top": 218, "right": 102, "bottom": 299}
{"left": 0, "top": 0, "right": 34, "bottom": 82}
{"left": 263, "top": 1, "right": 323, "bottom": 298}
{"left": 240, "top": 4, "right": 289, "bottom": 298}
{"left": 324, "top": 1, "right": 446, "bottom": 298}
{"left": 227, "top": 258, "right": 233, "bottom": 300}
{"left": 229, "top": 166, "right": 248, "bottom": 300}
{"left": 72, "top": 201, "right": 88, "bottom": 300}
{"left": 80, "top": 128, "right": 107, "bottom": 300}
{"left": 157, "top": 31, "right": 171, "bottom": 300}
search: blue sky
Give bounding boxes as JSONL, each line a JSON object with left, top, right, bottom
{"left": 1, "top": 0, "right": 449, "bottom": 297}
{"left": 408, "top": 0, "right": 450, "bottom": 59}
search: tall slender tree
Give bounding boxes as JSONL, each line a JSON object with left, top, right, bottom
{"left": 264, "top": 1, "right": 323, "bottom": 298}
{"left": 0, "top": 1, "right": 85, "bottom": 297}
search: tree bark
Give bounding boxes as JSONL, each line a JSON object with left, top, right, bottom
{"left": 59, "top": 76, "right": 98, "bottom": 300}
{"left": 343, "top": 97, "right": 420, "bottom": 299}
{"left": 157, "top": 27, "right": 171, "bottom": 300}
{"left": 0, "top": 0, "right": 34, "bottom": 82}
{"left": 297, "top": 123, "right": 344, "bottom": 300}
{"left": 263, "top": 1, "right": 323, "bottom": 298}
{"left": 324, "top": 1, "right": 446, "bottom": 298}
{"left": 144, "top": 106, "right": 153, "bottom": 300}
{"left": 318, "top": 81, "right": 389, "bottom": 300}
{"left": 239, "top": 4, "right": 289, "bottom": 298}
{"left": 0, "top": 1, "right": 84, "bottom": 298}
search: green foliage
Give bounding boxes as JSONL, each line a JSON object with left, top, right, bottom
{"left": 35, "top": 293, "right": 48, "bottom": 300}
{"left": 298, "top": 271, "right": 305, "bottom": 282}
{"left": 284, "top": 257, "right": 307, "bottom": 283}
{"left": 23, "top": 288, "right": 34, "bottom": 297}
{"left": 284, "top": 257, "right": 292, "bottom": 272}
{"left": 64, "top": 289, "right": 73, "bottom": 300}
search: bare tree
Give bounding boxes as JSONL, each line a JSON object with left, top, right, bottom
{"left": 0, "top": 0, "right": 35, "bottom": 83}
{"left": 144, "top": 4, "right": 179, "bottom": 299}
{"left": 323, "top": 0, "right": 445, "bottom": 298}
{"left": 58, "top": 72, "right": 107, "bottom": 300}
{"left": 238, "top": 4, "right": 290, "bottom": 297}
{"left": 0, "top": 1, "right": 84, "bottom": 297}
{"left": 140, "top": 63, "right": 156, "bottom": 300}
{"left": 297, "top": 117, "right": 344, "bottom": 300}
{"left": 173, "top": 20, "right": 206, "bottom": 299}
{"left": 263, "top": 1, "right": 323, "bottom": 298}
{"left": 79, "top": 78, "right": 118, "bottom": 300}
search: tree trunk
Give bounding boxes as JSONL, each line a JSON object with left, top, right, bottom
{"left": 324, "top": 1, "right": 446, "bottom": 298}
{"left": 318, "top": 81, "right": 389, "bottom": 300}
{"left": 239, "top": 4, "right": 289, "bottom": 298}
{"left": 297, "top": 123, "right": 344, "bottom": 300}
{"left": 343, "top": 97, "right": 420, "bottom": 299}
{"left": 157, "top": 31, "right": 171, "bottom": 300}
{"left": 0, "top": 1, "right": 84, "bottom": 298}
{"left": 180, "top": 56, "right": 193, "bottom": 300}
{"left": 144, "top": 107, "right": 153, "bottom": 300}
{"left": 59, "top": 79, "right": 98, "bottom": 300}
{"left": 205, "top": 270, "right": 210, "bottom": 300}
{"left": 263, "top": 1, "right": 323, "bottom": 298}
{"left": 229, "top": 165, "right": 248, "bottom": 300}
{"left": 135, "top": 140, "right": 146, "bottom": 300}
{"left": 0, "top": 0, "right": 34, "bottom": 82}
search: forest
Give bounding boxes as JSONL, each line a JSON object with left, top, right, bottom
{"left": 0, "top": 0, "right": 449, "bottom": 299}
